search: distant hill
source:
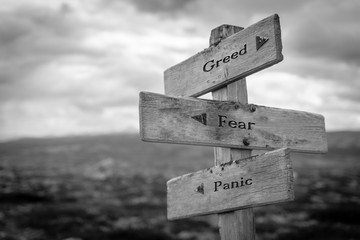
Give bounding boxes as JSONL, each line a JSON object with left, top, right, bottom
{"left": 0, "top": 131, "right": 359, "bottom": 178}
{"left": 2, "top": 131, "right": 360, "bottom": 150}
{"left": 327, "top": 131, "right": 360, "bottom": 149}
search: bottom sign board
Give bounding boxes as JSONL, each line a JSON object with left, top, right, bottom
{"left": 167, "top": 148, "right": 294, "bottom": 220}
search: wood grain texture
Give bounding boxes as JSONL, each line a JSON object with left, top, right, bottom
{"left": 139, "top": 91, "right": 327, "bottom": 153}
{"left": 214, "top": 80, "right": 254, "bottom": 240}
{"left": 167, "top": 148, "right": 294, "bottom": 220}
{"left": 164, "top": 14, "right": 283, "bottom": 97}
{"left": 209, "top": 25, "right": 244, "bottom": 47}
{"left": 218, "top": 209, "right": 255, "bottom": 240}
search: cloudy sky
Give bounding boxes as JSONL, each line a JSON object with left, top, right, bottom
{"left": 0, "top": 0, "right": 359, "bottom": 141}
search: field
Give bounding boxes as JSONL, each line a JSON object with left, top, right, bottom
{"left": 1, "top": 132, "right": 360, "bottom": 240}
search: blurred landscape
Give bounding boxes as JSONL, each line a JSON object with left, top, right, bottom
{"left": 0, "top": 131, "right": 359, "bottom": 240}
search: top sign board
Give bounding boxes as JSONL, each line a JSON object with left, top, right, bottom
{"left": 164, "top": 14, "right": 283, "bottom": 97}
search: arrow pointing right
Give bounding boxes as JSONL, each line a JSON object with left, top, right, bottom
{"left": 256, "top": 36, "right": 269, "bottom": 50}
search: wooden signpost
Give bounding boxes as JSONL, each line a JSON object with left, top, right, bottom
{"left": 138, "top": 14, "right": 327, "bottom": 240}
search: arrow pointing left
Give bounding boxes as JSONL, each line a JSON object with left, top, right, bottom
{"left": 191, "top": 113, "right": 207, "bottom": 125}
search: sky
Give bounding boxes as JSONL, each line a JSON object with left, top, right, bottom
{"left": 0, "top": 0, "right": 360, "bottom": 141}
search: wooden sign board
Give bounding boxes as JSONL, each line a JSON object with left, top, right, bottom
{"left": 139, "top": 92, "right": 327, "bottom": 153}
{"left": 167, "top": 148, "right": 294, "bottom": 220}
{"left": 164, "top": 14, "right": 283, "bottom": 97}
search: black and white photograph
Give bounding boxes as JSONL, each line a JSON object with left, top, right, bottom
{"left": 1, "top": 1, "right": 359, "bottom": 239}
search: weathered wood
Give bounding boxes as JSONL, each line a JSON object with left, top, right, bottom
{"left": 218, "top": 209, "right": 255, "bottom": 240}
{"left": 214, "top": 80, "right": 254, "bottom": 240}
{"left": 167, "top": 148, "right": 294, "bottom": 220}
{"left": 139, "top": 91, "right": 327, "bottom": 153}
{"left": 209, "top": 25, "right": 244, "bottom": 47}
{"left": 213, "top": 80, "right": 250, "bottom": 166}
{"left": 164, "top": 14, "right": 283, "bottom": 97}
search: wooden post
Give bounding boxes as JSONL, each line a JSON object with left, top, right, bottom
{"left": 140, "top": 14, "right": 327, "bottom": 239}
{"left": 211, "top": 25, "right": 255, "bottom": 240}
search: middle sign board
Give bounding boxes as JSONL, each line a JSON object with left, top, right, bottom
{"left": 139, "top": 91, "right": 327, "bottom": 153}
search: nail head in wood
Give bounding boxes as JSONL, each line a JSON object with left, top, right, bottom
{"left": 249, "top": 104, "right": 256, "bottom": 112}
{"left": 243, "top": 138, "right": 250, "bottom": 146}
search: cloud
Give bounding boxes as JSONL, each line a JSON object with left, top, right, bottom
{"left": 0, "top": 99, "right": 139, "bottom": 140}
{"left": 1, "top": 0, "right": 360, "bottom": 141}
{"left": 0, "top": 4, "right": 101, "bottom": 96}
{"left": 0, "top": 1, "right": 187, "bottom": 140}
{"left": 0, "top": 4, "right": 86, "bottom": 59}
{"left": 124, "top": 0, "right": 195, "bottom": 15}
{"left": 119, "top": 0, "right": 312, "bottom": 24}
{"left": 287, "top": 0, "right": 360, "bottom": 66}
{"left": 248, "top": 71, "right": 360, "bottom": 131}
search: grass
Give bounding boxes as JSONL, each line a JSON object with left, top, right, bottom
{"left": 0, "top": 132, "right": 359, "bottom": 240}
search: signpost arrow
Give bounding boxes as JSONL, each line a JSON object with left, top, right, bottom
{"left": 256, "top": 36, "right": 269, "bottom": 50}
{"left": 164, "top": 14, "right": 283, "bottom": 97}
{"left": 191, "top": 113, "right": 207, "bottom": 125}
{"left": 167, "top": 148, "right": 294, "bottom": 220}
{"left": 139, "top": 91, "right": 327, "bottom": 153}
